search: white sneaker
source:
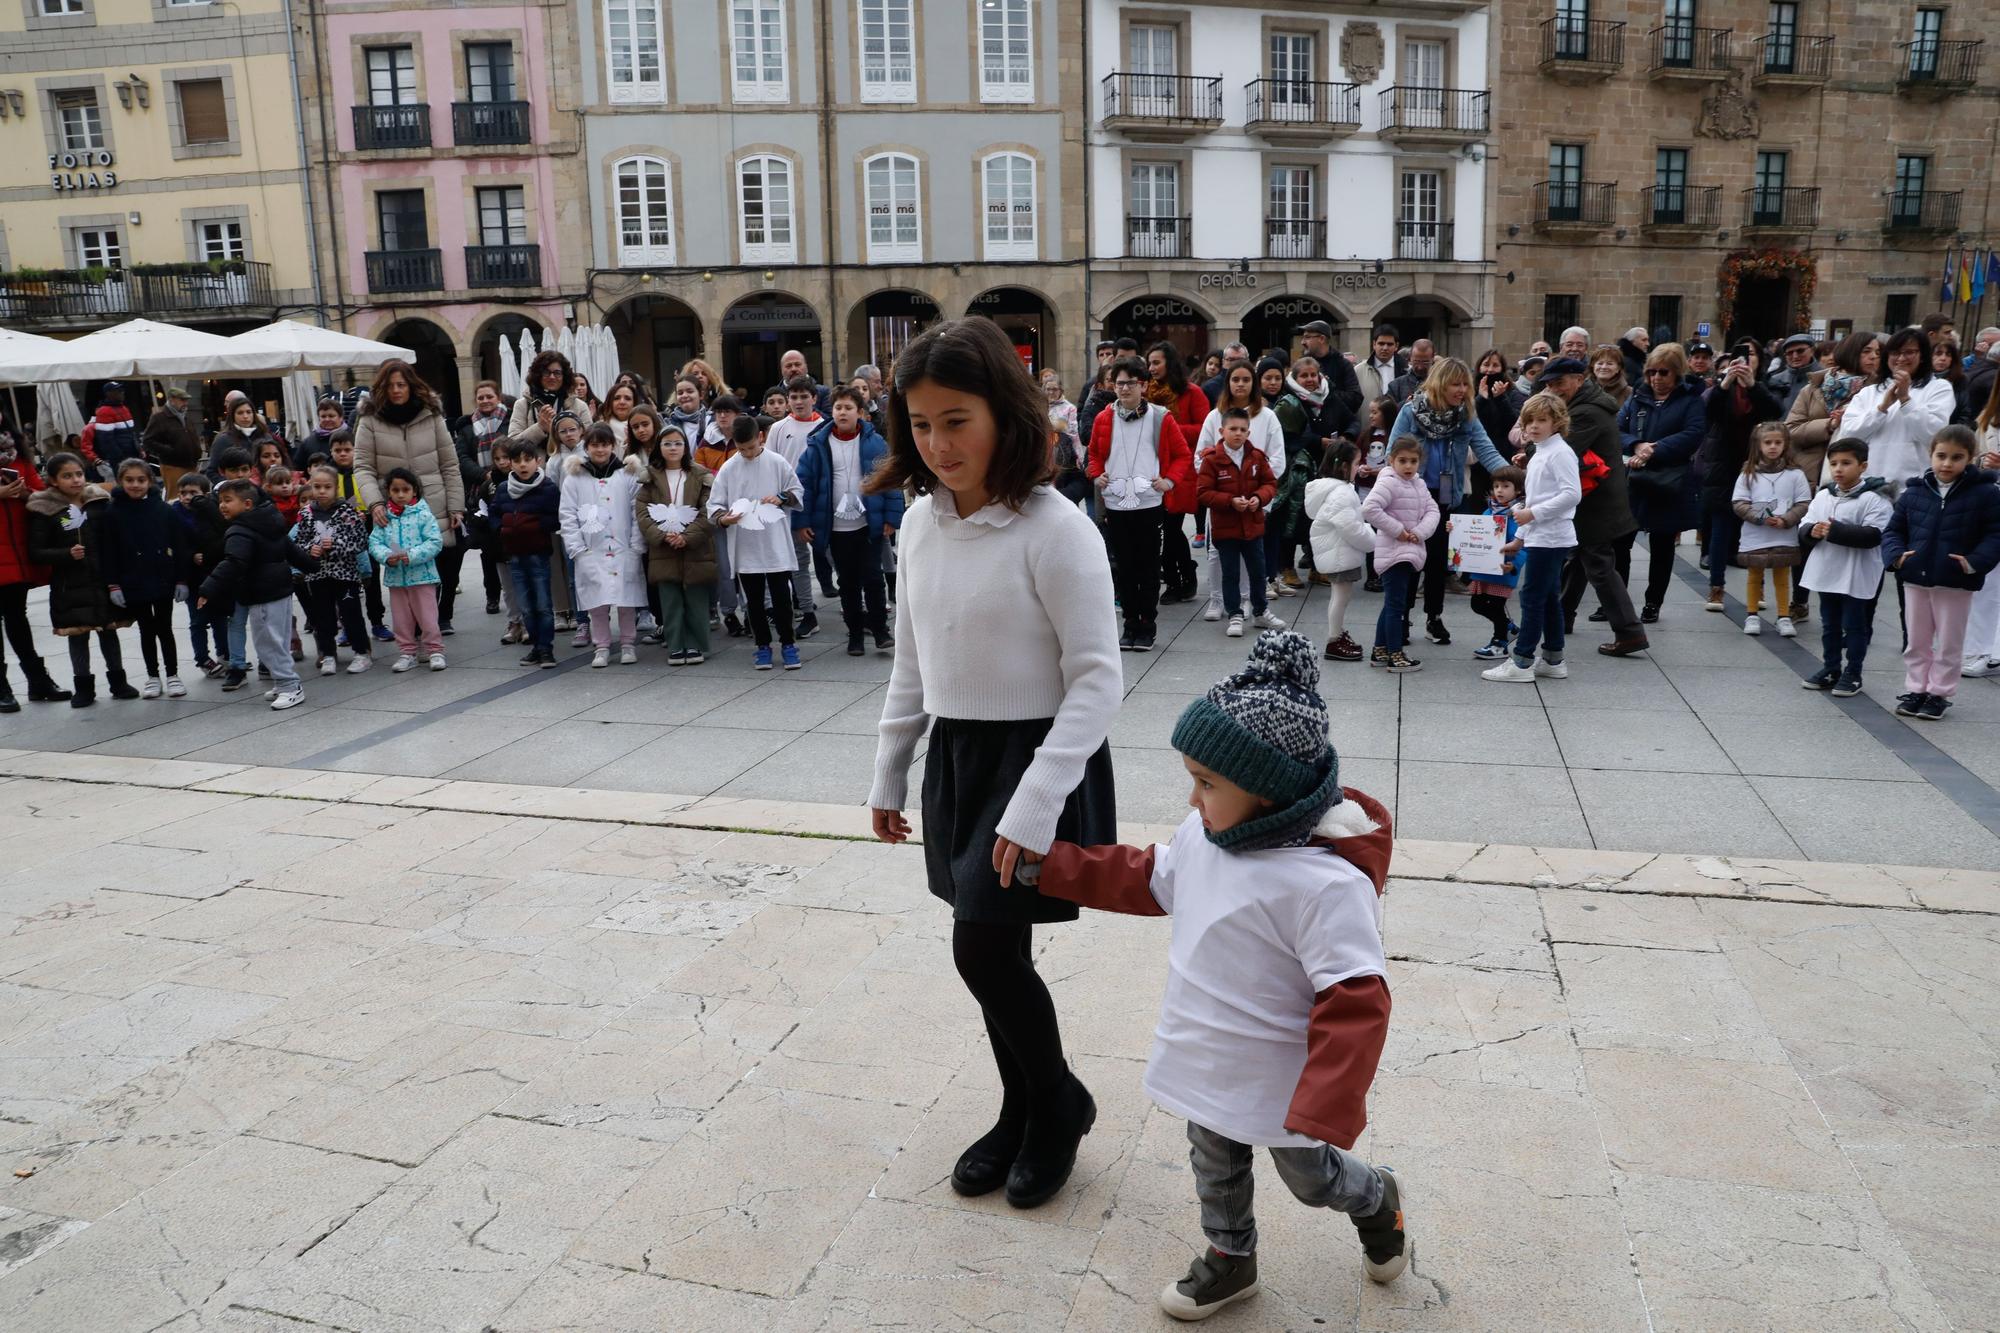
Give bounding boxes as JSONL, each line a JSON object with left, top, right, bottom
{"left": 428, "top": 653, "right": 446, "bottom": 672}
{"left": 391, "top": 654, "right": 417, "bottom": 672}
{"left": 619, "top": 645, "right": 638, "bottom": 665}
{"left": 1203, "top": 598, "right": 1223, "bottom": 623}
{"left": 1482, "top": 659, "right": 1537, "bottom": 683}
{"left": 1253, "top": 611, "right": 1287, "bottom": 630}
{"left": 1533, "top": 657, "right": 1569, "bottom": 679}
{"left": 270, "top": 689, "right": 305, "bottom": 711}
{"left": 1226, "top": 615, "right": 1245, "bottom": 638}
{"left": 1776, "top": 616, "right": 1796, "bottom": 638}
{"left": 1962, "top": 655, "right": 1998, "bottom": 678}
{"left": 164, "top": 676, "right": 185, "bottom": 698}
{"left": 263, "top": 686, "right": 279, "bottom": 701}
{"left": 591, "top": 647, "right": 610, "bottom": 669}
{"left": 140, "top": 677, "right": 162, "bottom": 700}
{"left": 1742, "top": 614, "right": 1762, "bottom": 636}
{"left": 347, "top": 655, "right": 372, "bottom": 674}
{"left": 318, "top": 656, "right": 337, "bottom": 677}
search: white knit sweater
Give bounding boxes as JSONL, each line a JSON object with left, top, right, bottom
{"left": 869, "top": 486, "right": 1121, "bottom": 853}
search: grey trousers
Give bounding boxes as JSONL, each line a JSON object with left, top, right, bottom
{"left": 790, "top": 530, "right": 816, "bottom": 615}
{"left": 247, "top": 599, "right": 300, "bottom": 692}
{"left": 1186, "top": 1120, "right": 1383, "bottom": 1256}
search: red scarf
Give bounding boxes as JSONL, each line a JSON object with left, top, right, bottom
{"left": 387, "top": 501, "right": 407, "bottom": 516}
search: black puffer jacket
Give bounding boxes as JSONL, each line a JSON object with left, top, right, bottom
{"left": 25, "top": 484, "right": 129, "bottom": 635}
{"left": 1882, "top": 467, "right": 2000, "bottom": 591}
{"left": 199, "top": 503, "right": 316, "bottom": 608}
{"left": 1567, "top": 380, "right": 1637, "bottom": 546}
{"left": 101, "top": 488, "right": 183, "bottom": 603}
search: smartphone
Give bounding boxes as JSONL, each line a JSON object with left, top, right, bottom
{"left": 0, "top": 469, "right": 17, "bottom": 485}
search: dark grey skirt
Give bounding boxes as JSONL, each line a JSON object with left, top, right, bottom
{"left": 922, "top": 716, "right": 1118, "bottom": 925}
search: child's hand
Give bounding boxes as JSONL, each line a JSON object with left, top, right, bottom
{"left": 1398, "top": 528, "right": 1421, "bottom": 542}
{"left": 1515, "top": 508, "right": 1536, "bottom": 525}
{"left": 1765, "top": 516, "right": 1786, "bottom": 528}
{"left": 665, "top": 533, "right": 686, "bottom": 550}
{"left": 871, "top": 807, "right": 911, "bottom": 845}
{"left": 69, "top": 543, "right": 85, "bottom": 561}
{"left": 1511, "top": 452, "right": 1528, "bottom": 468}
{"left": 759, "top": 495, "right": 780, "bottom": 506}
{"left": 1231, "top": 496, "right": 1249, "bottom": 510}
{"left": 1951, "top": 553, "right": 1974, "bottom": 574}
{"left": 193, "top": 553, "right": 204, "bottom": 565}
{"left": 992, "top": 835, "right": 1042, "bottom": 889}
{"left": 1811, "top": 521, "right": 1831, "bottom": 539}
{"left": 312, "top": 541, "right": 332, "bottom": 557}
{"left": 196, "top": 596, "right": 208, "bottom": 609}
{"left": 717, "top": 511, "right": 740, "bottom": 526}
{"left": 1503, "top": 561, "right": 1516, "bottom": 574}
{"left": 1895, "top": 551, "right": 1912, "bottom": 568}
{"left": 1151, "top": 477, "right": 1173, "bottom": 493}
{"left": 1502, "top": 538, "right": 1522, "bottom": 554}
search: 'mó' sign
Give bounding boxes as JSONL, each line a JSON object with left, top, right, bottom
{"left": 50, "top": 150, "right": 117, "bottom": 191}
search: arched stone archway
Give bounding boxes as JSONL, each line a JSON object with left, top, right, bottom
{"left": 722, "top": 291, "right": 824, "bottom": 401}
{"left": 471, "top": 313, "right": 544, "bottom": 395}
{"left": 606, "top": 294, "right": 704, "bottom": 402}
{"left": 847, "top": 288, "right": 941, "bottom": 383}
{"left": 381, "top": 317, "right": 462, "bottom": 418}
{"left": 1239, "top": 293, "right": 1342, "bottom": 363}
{"left": 1102, "top": 294, "right": 1215, "bottom": 366}
{"left": 966, "top": 286, "right": 1057, "bottom": 375}
{"left": 1370, "top": 296, "right": 1472, "bottom": 357}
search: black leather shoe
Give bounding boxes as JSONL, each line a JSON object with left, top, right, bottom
{"left": 1006, "top": 1075, "right": 1097, "bottom": 1208}
{"left": 950, "top": 1116, "right": 1025, "bottom": 1197}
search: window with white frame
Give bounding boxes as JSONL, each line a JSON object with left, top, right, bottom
{"left": 737, "top": 155, "right": 796, "bottom": 262}
{"left": 731, "top": 0, "right": 788, "bottom": 102}
{"left": 40, "top": 0, "right": 85, "bottom": 13}
{"left": 981, "top": 152, "right": 1036, "bottom": 259}
{"left": 858, "top": 0, "right": 915, "bottom": 101}
{"left": 979, "top": 0, "right": 1033, "bottom": 102}
{"left": 1128, "top": 161, "right": 1182, "bottom": 257}
{"left": 55, "top": 91, "right": 104, "bottom": 151}
{"left": 75, "top": 227, "right": 122, "bottom": 268}
{"left": 198, "top": 220, "right": 245, "bottom": 260}
{"left": 604, "top": 0, "right": 665, "bottom": 104}
{"left": 615, "top": 156, "right": 675, "bottom": 265}
{"left": 864, "top": 152, "right": 921, "bottom": 263}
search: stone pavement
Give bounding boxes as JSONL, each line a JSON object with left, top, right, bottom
{"left": 1, "top": 751, "right": 1996, "bottom": 1332}
{"left": 5, "top": 534, "right": 2000, "bottom": 869}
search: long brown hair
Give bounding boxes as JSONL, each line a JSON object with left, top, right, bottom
{"left": 1214, "top": 362, "right": 1262, "bottom": 414}
{"left": 363, "top": 359, "right": 438, "bottom": 414}
{"left": 865, "top": 317, "right": 1052, "bottom": 509}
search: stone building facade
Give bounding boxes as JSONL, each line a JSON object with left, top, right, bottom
{"left": 574, "top": 0, "right": 1087, "bottom": 401}
{"left": 1491, "top": 0, "right": 1999, "bottom": 351}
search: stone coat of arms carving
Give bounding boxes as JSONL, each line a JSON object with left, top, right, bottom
{"left": 1697, "top": 68, "right": 1761, "bottom": 140}
{"left": 1341, "top": 23, "right": 1385, "bottom": 86}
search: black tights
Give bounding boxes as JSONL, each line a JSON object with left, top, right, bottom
{"left": 131, "top": 597, "right": 178, "bottom": 676}
{"left": 66, "top": 628, "right": 125, "bottom": 678}
{"left": 1471, "top": 592, "right": 1511, "bottom": 641}
{"left": 953, "top": 921, "right": 1068, "bottom": 1117}
{"left": 1, "top": 583, "right": 49, "bottom": 683}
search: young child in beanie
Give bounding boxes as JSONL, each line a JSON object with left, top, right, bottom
{"left": 1022, "top": 630, "right": 1407, "bottom": 1320}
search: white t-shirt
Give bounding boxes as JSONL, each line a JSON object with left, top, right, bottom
{"left": 766, "top": 414, "right": 821, "bottom": 469}
{"left": 1139, "top": 811, "right": 1386, "bottom": 1147}
{"left": 708, "top": 449, "right": 802, "bottom": 575}
{"left": 829, "top": 430, "right": 865, "bottom": 532}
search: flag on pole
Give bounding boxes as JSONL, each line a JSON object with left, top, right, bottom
{"left": 1941, "top": 248, "right": 1957, "bottom": 304}
{"left": 1988, "top": 250, "right": 2000, "bottom": 299}
{"left": 1960, "top": 252, "right": 1975, "bottom": 304}
{"left": 1975, "top": 249, "right": 1989, "bottom": 304}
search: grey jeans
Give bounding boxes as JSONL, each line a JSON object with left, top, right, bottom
{"left": 1186, "top": 1120, "right": 1383, "bottom": 1256}
{"left": 246, "top": 599, "right": 300, "bottom": 692}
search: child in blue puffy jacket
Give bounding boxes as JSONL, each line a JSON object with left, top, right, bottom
{"left": 366, "top": 467, "right": 446, "bottom": 672}
{"left": 1881, "top": 426, "right": 2000, "bottom": 721}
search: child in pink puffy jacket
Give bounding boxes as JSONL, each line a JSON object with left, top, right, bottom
{"left": 1360, "top": 437, "right": 1440, "bottom": 672}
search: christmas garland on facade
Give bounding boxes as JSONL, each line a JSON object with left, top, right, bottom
{"left": 1717, "top": 249, "right": 1818, "bottom": 335}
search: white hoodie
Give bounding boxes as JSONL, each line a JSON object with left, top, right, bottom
{"left": 1518, "top": 431, "right": 1582, "bottom": 549}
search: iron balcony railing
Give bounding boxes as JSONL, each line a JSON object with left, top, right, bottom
{"left": 1744, "top": 186, "right": 1820, "bottom": 229}
{"left": 1885, "top": 191, "right": 1962, "bottom": 232}
{"left": 1648, "top": 24, "right": 1732, "bottom": 73}
{"left": 1751, "top": 33, "right": 1832, "bottom": 78}
{"left": 1378, "top": 86, "right": 1490, "bottom": 135}
{"left": 1126, "top": 216, "right": 1192, "bottom": 259}
{"left": 364, "top": 247, "right": 444, "bottom": 293}
{"left": 1643, "top": 184, "right": 1720, "bottom": 227}
{"left": 1539, "top": 17, "right": 1625, "bottom": 66}
{"left": 1102, "top": 72, "right": 1223, "bottom": 122}
{"left": 1264, "top": 217, "right": 1325, "bottom": 260}
{"left": 1898, "top": 38, "right": 1982, "bottom": 87}
{"left": 1395, "top": 220, "right": 1454, "bottom": 262}
{"left": 0, "top": 262, "right": 276, "bottom": 327}
{"left": 1244, "top": 78, "right": 1360, "bottom": 127}
{"left": 451, "top": 100, "right": 530, "bottom": 146}
{"left": 352, "top": 103, "right": 431, "bottom": 150}
{"left": 465, "top": 244, "right": 541, "bottom": 288}
{"left": 1534, "top": 180, "right": 1618, "bottom": 226}
{"left": 133, "top": 261, "right": 274, "bottom": 315}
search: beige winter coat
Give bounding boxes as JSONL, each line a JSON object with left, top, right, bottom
{"left": 354, "top": 402, "right": 465, "bottom": 547}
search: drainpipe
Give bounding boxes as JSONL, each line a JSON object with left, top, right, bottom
{"left": 303, "top": 0, "right": 350, "bottom": 331}
{"left": 817, "top": 0, "right": 840, "bottom": 378}
{"left": 1079, "top": 0, "right": 1093, "bottom": 372}
{"left": 282, "top": 0, "right": 327, "bottom": 324}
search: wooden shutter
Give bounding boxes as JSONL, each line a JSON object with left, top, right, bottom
{"left": 179, "top": 80, "right": 228, "bottom": 144}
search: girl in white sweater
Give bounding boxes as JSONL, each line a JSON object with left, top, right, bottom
{"left": 868, "top": 318, "right": 1121, "bottom": 1212}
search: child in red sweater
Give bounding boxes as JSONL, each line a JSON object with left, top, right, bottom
{"left": 1196, "top": 406, "right": 1285, "bottom": 639}
{"left": 1023, "top": 632, "right": 1409, "bottom": 1319}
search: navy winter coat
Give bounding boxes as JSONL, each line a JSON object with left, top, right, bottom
{"left": 1619, "top": 378, "right": 1709, "bottom": 532}
{"left": 794, "top": 418, "right": 904, "bottom": 556}
{"left": 487, "top": 472, "right": 562, "bottom": 557}
{"left": 101, "top": 488, "right": 183, "bottom": 603}
{"left": 1881, "top": 468, "right": 2000, "bottom": 591}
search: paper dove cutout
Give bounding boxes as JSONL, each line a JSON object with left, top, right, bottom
{"left": 834, "top": 494, "right": 865, "bottom": 521}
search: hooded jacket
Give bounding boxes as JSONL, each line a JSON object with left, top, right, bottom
{"left": 366, "top": 499, "right": 444, "bottom": 589}
{"left": 26, "top": 483, "right": 130, "bottom": 634}
{"left": 558, "top": 453, "right": 646, "bottom": 610}
{"left": 1035, "top": 788, "right": 1393, "bottom": 1150}
{"left": 1195, "top": 440, "right": 1279, "bottom": 542}
{"left": 1882, "top": 466, "right": 2000, "bottom": 592}
{"left": 200, "top": 502, "right": 317, "bottom": 608}
{"left": 634, "top": 461, "right": 718, "bottom": 586}
{"left": 1360, "top": 470, "right": 1441, "bottom": 572}
{"left": 290, "top": 498, "right": 372, "bottom": 585}
{"left": 794, "top": 416, "right": 904, "bottom": 554}
{"left": 80, "top": 405, "right": 141, "bottom": 470}
{"left": 355, "top": 399, "right": 464, "bottom": 546}
{"left": 1305, "top": 477, "right": 1374, "bottom": 577}
{"left": 1564, "top": 380, "right": 1636, "bottom": 546}
{"left": 102, "top": 486, "right": 183, "bottom": 603}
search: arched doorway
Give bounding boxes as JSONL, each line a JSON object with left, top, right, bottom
{"left": 607, "top": 295, "right": 702, "bottom": 401}
{"left": 1102, "top": 296, "right": 1212, "bottom": 367}
{"left": 848, "top": 289, "right": 940, "bottom": 382}
{"left": 967, "top": 287, "right": 1056, "bottom": 375}
{"left": 722, "top": 292, "right": 823, "bottom": 401}
{"left": 1374, "top": 297, "right": 1464, "bottom": 357}
{"left": 381, "top": 318, "right": 462, "bottom": 418}
{"left": 1240, "top": 295, "right": 1338, "bottom": 364}
{"left": 473, "top": 314, "right": 543, "bottom": 394}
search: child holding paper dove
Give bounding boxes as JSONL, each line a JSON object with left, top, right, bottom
{"left": 292, "top": 463, "right": 375, "bottom": 676}
{"left": 711, "top": 412, "right": 805, "bottom": 669}
{"left": 635, "top": 424, "right": 718, "bottom": 665}
{"left": 560, "top": 423, "right": 648, "bottom": 668}
{"left": 797, "top": 385, "right": 903, "bottom": 657}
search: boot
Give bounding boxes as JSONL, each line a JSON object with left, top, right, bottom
{"left": 1005, "top": 1070, "right": 1097, "bottom": 1208}
{"left": 105, "top": 669, "right": 141, "bottom": 701}
{"left": 70, "top": 673, "right": 97, "bottom": 708}
{"left": 0, "top": 667, "right": 16, "bottom": 714}
{"left": 24, "top": 659, "right": 70, "bottom": 703}
{"left": 953, "top": 1019, "right": 1028, "bottom": 1198}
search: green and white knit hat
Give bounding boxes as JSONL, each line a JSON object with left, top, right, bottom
{"left": 1171, "top": 631, "right": 1342, "bottom": 850}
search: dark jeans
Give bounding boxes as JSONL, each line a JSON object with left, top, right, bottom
{"left": 186, "top": 600, "right": 225, "bottom": 665}
{"left": 364, "top": 562, "right": 386, "bottom": 627}
{"left": 479, "top": 549, "right": 506, "bottom": 609}
{"left": 0, "top": 583, "right": 53, "bottom": 684}
{"left": 130, "top": 596, "right": 178, "bottom": 676}
{"left": 829, "top": 528, "right": 888, "bottom": 640}
{"left": 66, "top": 627, "right": 125, "bottom": 678}
{"left": 1374, "top": 562, "right": 1415, "bottom": 651}
{"left": 1160, "top": 512, "right": 1196, "bottom": 595}
{"left": 1704, "top": 496, "right": 1739, "bottom": 591}
{"left": 435, "top": 542, "right": 467, "bottom": 623}
{"left": 739, "top": 571, "right": 795, "bottom": 647}
{"left": 508, "top": 553, "right": 555, "bottom": 653}
{"left": 1513, "top": 545, "right": 1572, "bottom": 667}
{"left": 1421, "top": 490, "right": 1453, "bottom": 617}
{"left": 301, "top": 580, "right": 368, "bottom": 661}
{"left": 1819, "top": 591, "right": 1877, "bottom": 676}
{"left": 1561, "top": 540, "right": 1641, "bottom": 637}
{"left": 1214, "top": 537, "right": 1266, "bottom": 617}
{"left": 1615, "top": 530, "right": 1680, "bottom": 609}
{"left": 1106, "top": 508, "right": 1162, "bottom": 636}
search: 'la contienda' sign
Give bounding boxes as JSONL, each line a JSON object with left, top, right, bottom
{"left": 50, "top": 150, "right": 117, "bottom": 191}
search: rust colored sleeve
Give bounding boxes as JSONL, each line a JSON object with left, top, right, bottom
{"left": 1037, "top": 841, "right": 1167, "bottom": 917}
{"left": 1283, "top": 974, "right": 1391, "bottom": 1149}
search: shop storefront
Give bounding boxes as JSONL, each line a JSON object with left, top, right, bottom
{"left": 967, "top": 287, "right": 1059, "bottom": 374}
{"left": 723, "top": 293, "right": 825, "bottom": 398}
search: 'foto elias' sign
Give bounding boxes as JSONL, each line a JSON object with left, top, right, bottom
{"left": 50, "top": 150, "right": 117, "bottom": 191}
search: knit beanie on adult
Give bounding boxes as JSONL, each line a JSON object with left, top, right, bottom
{"left": 1171, "top": 631, "right": 1343, "bottom": 851}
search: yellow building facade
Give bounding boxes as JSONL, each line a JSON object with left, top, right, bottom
{"left": 0, "top": 0, "right": 317, "bottom": 333}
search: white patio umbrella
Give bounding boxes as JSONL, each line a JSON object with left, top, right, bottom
{"left": 557, "top": 324, "right": 575, "bottom": 364}
{"left": 281, "top": 371, "right": 323, "bottom": 437}
{"left": 9, "top": 318, "right": 260, "bottom": 381}
{"left": 217, "top": 319, "right": 415, "bottom": 372}
{"left": 0, "top": 328, "right": 73, "bottom": 386}
{"left": 36, "top": 381, "right": 84, "bottom": 449}
{"left": 517, "top": 333, "right": 535, "bottom": 393}
{"left": 496, "top": 333, "right": 519, "bottom": 396}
